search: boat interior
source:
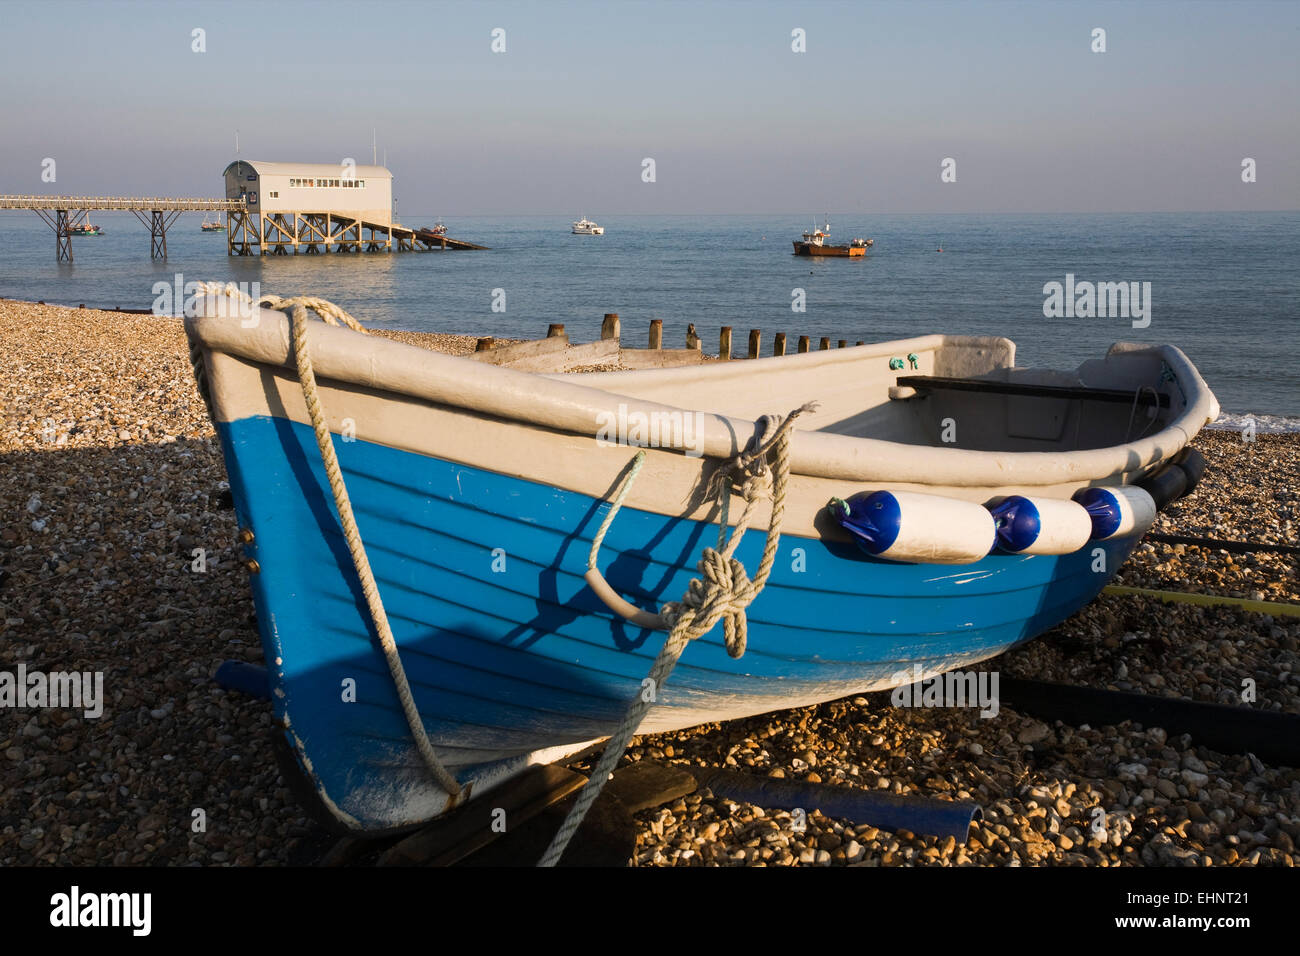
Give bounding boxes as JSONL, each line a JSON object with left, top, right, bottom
{"left": 570, "top": 334, "right": 1204, "bottom": 455}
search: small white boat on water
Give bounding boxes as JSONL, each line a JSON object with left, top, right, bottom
{"left": 186, "top": 288, "right": 1217, "bottom": 842}
{"left": 572, "top": 216, "right": 604, "bottom": 235}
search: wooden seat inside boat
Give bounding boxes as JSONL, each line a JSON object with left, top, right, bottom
{"left": 892, "top": 375, "right": 1171, "bottom": 407}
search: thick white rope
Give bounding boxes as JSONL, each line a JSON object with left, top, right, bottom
{"left": 538, "top": 403, "right": 816, "bottom": 866}
{"left": 190, "top": 283, "right": 463, "bottom": 801}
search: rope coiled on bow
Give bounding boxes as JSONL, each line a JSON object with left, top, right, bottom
{"left": 538, "top": 402, "right": 816, "bottom": 866}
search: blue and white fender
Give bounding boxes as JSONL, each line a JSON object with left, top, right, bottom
{"left": 828, "top": 490, "right": 996, "bottom": 565}
{"left": 1072, "top": 485, "right": 1158, "bottom": 540}
{"left": 987, "top": 495, "right": 1095, "bottom": 555}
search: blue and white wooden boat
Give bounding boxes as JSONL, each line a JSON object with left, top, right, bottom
{"left": 186, "top": 297, "right": 1218, "bottom": 833}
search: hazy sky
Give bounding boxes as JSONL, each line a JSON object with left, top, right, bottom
{"left": 1, "top": 0, "right": 1296, "bottom": 215}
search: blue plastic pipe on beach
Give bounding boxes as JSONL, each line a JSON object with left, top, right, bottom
{"left": 697, "top": 768, "right": 982, "bottom": 841}
{"left": 214, "top": 660, "right": 271, "bottom": 700}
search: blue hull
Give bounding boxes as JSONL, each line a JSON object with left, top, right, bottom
{"left": 219, "top": 414, "right": 1135, "bottom": 830}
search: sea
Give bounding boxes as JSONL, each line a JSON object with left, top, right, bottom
{"left": 2, "top": 211, "right": 1297, "bottom": 424}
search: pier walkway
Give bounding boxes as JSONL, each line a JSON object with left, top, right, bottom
{"left": 0, "top": 194, "right": 245, "bottom": 261}
{"left": 0, "top": 195, "right": 490, "bottom": 260}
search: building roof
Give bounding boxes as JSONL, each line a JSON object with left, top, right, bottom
{"left": 223, "top": 160, "right": 393, "bottom": 179}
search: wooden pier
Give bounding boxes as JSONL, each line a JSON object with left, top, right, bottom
{"left": 226, "top": 210, "right": 489, "bottom": 256}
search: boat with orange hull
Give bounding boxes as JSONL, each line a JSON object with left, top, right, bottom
{"left": 793, "top": 218, "right": 871, "bottom": 257}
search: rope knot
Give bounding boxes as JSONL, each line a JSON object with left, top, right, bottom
{"left": 542, "top": 399, "right": 816, "bottom": 866}
{"left": 740, "top": 469, "right": 773, "bottom": 504}
{"left": 676, "top": 547, "right": 753, "bottom": 657}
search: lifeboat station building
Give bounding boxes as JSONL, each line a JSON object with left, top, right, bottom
{"left": 223, "top": 160, "right": 409, "bottom": 255}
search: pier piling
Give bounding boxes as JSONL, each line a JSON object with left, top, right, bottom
{"left": 54, "top": 209, "right": 71, "bottom": 262}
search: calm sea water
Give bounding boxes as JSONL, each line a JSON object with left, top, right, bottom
{"left": 2, "top": 211, "right": 1297, "bottom": 420}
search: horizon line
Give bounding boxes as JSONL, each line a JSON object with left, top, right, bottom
{"left": 5, "top": 208, "right": 1296, "bottom": 217}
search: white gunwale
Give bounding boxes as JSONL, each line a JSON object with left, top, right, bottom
{"left": 188, "top": 299, "right": 1218, "bottom": 538}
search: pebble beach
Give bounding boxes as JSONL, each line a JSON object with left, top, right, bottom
{"left": 1, "top": 300, "right": 1296, "bottom": 868}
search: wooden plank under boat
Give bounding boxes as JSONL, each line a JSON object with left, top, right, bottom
{"left": 186, "top": 300, "right": 1219, "bottom": 833}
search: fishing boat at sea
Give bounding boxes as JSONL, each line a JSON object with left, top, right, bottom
{"left": 185, "top": 289, "right": 1217, "bottom": 837}
{"left": 793, "top": 217, "right": 871, "bottom": 257}
{"left": 201, "top": 213, "right": 225, "bottom": 232}
{"left": 69, "top": 220, "right": 103, "bottom": 236}
{"left": 572, "top": 216, "right": 604, "bottom": 235}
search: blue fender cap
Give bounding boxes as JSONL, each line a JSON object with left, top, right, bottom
{"left": 989, "top": 495, "right": 1042, "bottom": 552}
{"left": 1072, "top": 488, "right": 1122, "bottom": 540}
{"left": 828, "top": 491, "right": 902, "bottom": 555}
